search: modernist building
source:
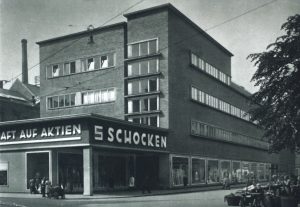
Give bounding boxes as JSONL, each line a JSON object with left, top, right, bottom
{"left": 0, "top": 4, "right": 289, "bottom": 195}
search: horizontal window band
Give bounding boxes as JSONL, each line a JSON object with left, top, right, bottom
{"left": 47, "top": 66, "right": 116, "bottom": 79}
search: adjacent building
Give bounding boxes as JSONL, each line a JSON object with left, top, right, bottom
{"left": 1, "top": 4, "right": 290, "bottom": 195}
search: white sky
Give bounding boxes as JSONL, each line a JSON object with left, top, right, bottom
{"left": 0, "top": 0, "right": 299, "bottom": 92}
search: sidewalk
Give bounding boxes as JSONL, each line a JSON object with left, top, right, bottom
{"left": 0, "top": 184, "right": 244, "bottom": 200}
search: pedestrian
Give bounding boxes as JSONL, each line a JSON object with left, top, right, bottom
{"left": 41, "top": 177, "right": 46, "bottom": 197}
{"left": 129, "top": 175, "right": 135, "bottom": 191}
{"left": 29, "top": 178, "right": 36, "bottom": 194}
{"left": 45, "top": 179, "right": 51, "bottom": 198}
{"left": 142, "top": 175, "right": 151, "bottom": 194}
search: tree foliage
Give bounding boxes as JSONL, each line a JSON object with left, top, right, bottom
{"left": 248, "top": 14, "right": 300, "bottom": 152}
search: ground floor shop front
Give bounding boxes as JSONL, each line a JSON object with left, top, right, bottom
{"left": 0, "top": 114, "right": 286, "bottom": 195}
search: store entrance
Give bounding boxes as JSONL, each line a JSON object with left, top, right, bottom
{"left": 26, "top": 152, "right": 49, "bottom": 190}
{"left": 135, "top": 155, "right": 159, "bottom": 188}
{"left": 58, "top": 153, "right": 83, "bottom": 193}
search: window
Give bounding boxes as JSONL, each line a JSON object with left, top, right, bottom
{"left": 100, "top": 54, "right": 115, "bottom": 68}
{"left": 52, "top": 65, "right": 60, "bottom": 77}
{"left": 127, "top": 96, "right": 158, "bottom": 114}
{"left": 47, "top": 89, "right": 115, "bottom": 109}
{"left": 232, "top": 161, "right": 241, "bottom": 184}
{"left": 128, "top": 115, "right": 159, "bottom": 127}
{"left": 64, "top": 63, "right": 70, "bottom": 75}
{"left": 127, "top": 59, "right": 159, "bottom": 77}
{"left": 241, "top": 162, "right": 250, "bottom": 182}
{"left": 128, "top": 39, "right": 158, "bottom": 58}
{"left": 172, "top": 157, "right": 189, "bottom": 186}
{"left": 87, "top": 58, "right": 95, "bottom": 70}
{"left": 192, "top": 158, "right": 205, "bottom": 184}
{"left": 0, "top": 162, "right": 8, "bottom": 186}
{"left": 207, "top": 160, "right": 219, "bottom": 183}
{"left": 127, "top": 78, "right": 158, "bottom": 95}
{"left": 220, "top": 161, "right": 231, "bottom": 183}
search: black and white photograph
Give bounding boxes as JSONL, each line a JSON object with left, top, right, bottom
{"left": 0, "top": 0, "right": 299, "bottom": 206}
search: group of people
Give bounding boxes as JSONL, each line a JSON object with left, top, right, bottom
{"left": 29, "top": 177, "right": 51, "bottom": 197}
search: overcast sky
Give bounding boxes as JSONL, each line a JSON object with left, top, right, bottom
{"left": 0, "top": 0, "right": 299, "bottom": 92}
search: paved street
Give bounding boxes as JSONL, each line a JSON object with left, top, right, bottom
{"left": 0, "top": 189, "right": 235, "bottom": 207}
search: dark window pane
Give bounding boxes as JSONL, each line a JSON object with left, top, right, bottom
{"left": 140, "top": 79, "right": 148, "bottom": 93}
{"left": 59, "top": 95, "right": 64, "bottom": 107}
{"left": 108, "top": 53, "right": 114, "bottom": 67}
{"left": 0, "top": 170, "right": 7, "bottom": 185}
{"left": 132, "top": 44, "right": 139, "bottom": 57}
{"left": 132, "top": 100, "right": 140, "bottom": 113}
{"left": 149, "top": 78, "right": 157, "bottom": 92}
{"left": 47, "top": 97, "right": 53, "bottom": 109}
{"left": 141, "top": 98, "right": 148, "bottom": 111}
{"left": 70, "top": 94, "right": 75, "bottom": 106}
{"left": 65, "top": 95, "right": 70, "bottom": 107}
{"left": 64, "top": 63, "right": 70, "bottom": 75}
{"left": 140, "top": 61, "right": 148, "bottom": 75}
{"left": 149, "top": 40, "right": 157, "bottom": 54}
{"left": 132, "top": 118, "right": 140, "bottom": 124}
{"left": 53, "top": 96, "right": 59, "bottom": 108}
{"left": 140, "top": 42, "right": 148, "bottom": 56}
{"left": 149, "top": 59, "right": 157, "bottom": 73}
{"left": 131, "top": 81, "right": 140, "bottom": 94}
{"left": 149, "top": 116, "right": 158, "bottom": 127}
{"left": 149, "top": 97, "right": 157, "bottom": 110}
{"left": 141, "top": 117, "right": 148, "bottom": 125}
{"left": 70, "top": 62, "right": 76, "bottom": 74}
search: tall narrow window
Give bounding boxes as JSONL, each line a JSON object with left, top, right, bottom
{"left": 70, "top": 62, "right": 76, "bottom": 74}
{"left": 149, "top": 39, "right": 157, "bottom": 54}
{"left": 87, "top": 58, "right": 95, "bottom": 70}
{"left": 64, "top": 63, "right": 70, "bottom": 75}
{"left": 52, "top": 65, "right": 60, "bottom": 77}
{"left": 100, "top": 56, "right": 108, "bottom": 68}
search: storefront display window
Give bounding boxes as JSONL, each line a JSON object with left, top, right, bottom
{"left": 27, "top": 152, "right": 49, "bottom": 190}
{"left": 220, "top": 161, "right": 230, "bottom": 183}
{"left": 241, "top": 162, "right": 250, "bottom": 182}
{"left": 58, "top": 153, "right": 83, "bottom": 193}
{"left": 97, "top": 156, "right": 126, "bottom": 189}
{"left": 265, "top": 163, "right": 271, "bottom": 181}
{"left": 192, "top": 158, "right": 205, "bottom": 184}
{"left": 207, "top": 160, "right": 219, "bottom": 183}
{"left": 231, "top": 161, "right": 241, "bottom": 183}
{"left": 172, "top": 157, "right": 189, "bottom": 186}
{"left": 250, "top": 163, "right": 258, "bottom": 181}
{"left": 257, "top": 163, "right": 265, "bottom": 181}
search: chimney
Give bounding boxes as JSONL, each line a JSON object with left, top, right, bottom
{"left": 21, "top": 39, "right": 28, "bottom": 84}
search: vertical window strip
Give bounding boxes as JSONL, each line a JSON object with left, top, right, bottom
{"left": 127, "top": 58, "right": 159, "bottom": 77}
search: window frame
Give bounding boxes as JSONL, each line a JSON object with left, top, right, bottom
{"left": 127, "top": 38, "right": 159, "bottom": 58}
{"left": 0, "top": 162, "right": 8, "bottom": 186}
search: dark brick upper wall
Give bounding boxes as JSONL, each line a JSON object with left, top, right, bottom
{"left": 167, "top": 10, "right": 271, "bottom": 162}
{"left": 39, "top": 26, "right": 125, "bottom": 119}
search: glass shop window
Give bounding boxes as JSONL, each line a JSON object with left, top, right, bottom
{"left": 231, "top": 161, "right": 241, "bottom": 184}
{"left": 257, "top": 163, "right": 265, "bottom": 181}
{"left": 265, "top": 164, "right": 271, "bottom": 181}
{"left": 0, "top": 162, "right": 8, "bottom": 186}
{"left": 172, "top": 157, "right": 189, "bottom": 186}
{"left": 192, "top": 158, "right": 205, "bottom": 184}
{"left": 27, "top": 153, "right": 49, "bottom": 189}
{"left": 220, "top": 161, "right": 231, "bottom": 183}
{"left": 241, "top": 162, "right": 250, "bottom": 183}
{"left": 207, "top": 160, "right": 219, "bottom": 183}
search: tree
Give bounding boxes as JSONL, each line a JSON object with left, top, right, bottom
{"left": 248, "top": 14, "right": 300, "bottom": 152}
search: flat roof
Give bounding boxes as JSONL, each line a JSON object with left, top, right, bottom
{"left": 0, "top": 113, "right": 168, "bottom": 132}
{"left": 36, "top": 22, "right": 127, "bottom": 45}
{"left": 124, "top": 3, "right": 233, "bottom": 57}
